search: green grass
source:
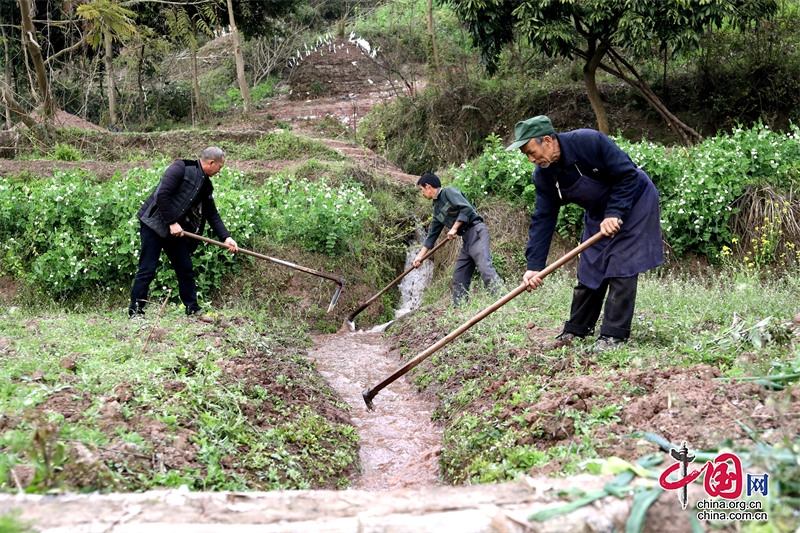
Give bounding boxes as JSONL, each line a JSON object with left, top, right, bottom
{"left": 0, "top": 305, "right": 358, "bottom": 493}
{"left": 388, "top": 266, "right": 800, "bottom": 493}
{"left": 219, "top": 132, "right": 345, "bottom": 162}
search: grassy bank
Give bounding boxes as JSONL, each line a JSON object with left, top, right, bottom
{"left": 386, "top": 267, "right": 800, "bottom": 530}
{"left": 0, "top": 306, "right": 358, "bottom": 492}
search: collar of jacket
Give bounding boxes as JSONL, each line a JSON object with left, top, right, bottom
{"left": 554, "top": 133, "right": 579, "bottom": 168}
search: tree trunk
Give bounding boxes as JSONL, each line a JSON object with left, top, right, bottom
{"left": 227, "top": 0, "right": 251, "bottom": 113}
{"left": 583, "top": 42, "right": 609, "bottom": 134}
{"left": 2, "top": 25, "right": 12, "bottom": 129}
{"left": 603, "top": 48, "right": 703, "bottom": 145}
{"left": 426, "top": 0, "right": 440, "bottom": 74}
{"left": 18, "top": 0, "right": 53, "bottom": 118}
{"left": 105, "top": 32, "right": 117, "bottom": 125}
{"left": 1, "top": 86, "right": 38, "bottom": 129}
{"left": 137, "top": 44, "right": 146, "bottom": 125}
{"left": 191, "top": 19, "right": 203, "bottom": 118}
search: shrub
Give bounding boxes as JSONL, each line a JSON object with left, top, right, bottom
{"left": 0, "top": 167, "right": 253, "bottom": 300}
{"left": 450, "top": 133, "right": 534, "bottom": 205}
{"left": 0, "top": 164, "right": 376, "bottom": 299}
{"left": 452, "top": 124, "right": 800, "bottom": 257}
{"left": 617, "top": 123, "right": 800, "bottom": 256}
{"left": 51, "top": 143, "right": 82, "bottom": 161}
{"left": 251, "top": 78, "right": 279, "bottom": 101}
{"left": 260, "top": 174, "right": 377, "bottom": 255}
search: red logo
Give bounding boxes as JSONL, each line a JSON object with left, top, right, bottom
{"left": 660, "top": 451, "right": 743, "bottom": 499}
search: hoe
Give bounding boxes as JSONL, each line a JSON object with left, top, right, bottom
{"left": 184, "top": 232, "right": 345, "bottom": 313}
{"left": 362, "top": 231, "right": 605, "bottom": 410}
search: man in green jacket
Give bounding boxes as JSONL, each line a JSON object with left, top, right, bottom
{"left": 413, "top": 173, "right": 503, "bottom": 306}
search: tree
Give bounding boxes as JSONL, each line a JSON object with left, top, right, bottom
{"left": 163, "top": 2, "right": 217, "bottom": 121}
{"left": 427, "top": 0, "right": 440, "bottom": 73}
{"left": 77, "top": 0, "right": 138, "bottom": 126}
{"left": 227, "top": 0, "right": 301, "bottom": 40}
{"left": 450, "top": 0, "right": 778, "bottom": 145}
{"left": 17, "top": 0, "right": 53, "bottom": 118}
{"left": 226, "top": 0, "right": 251, "bottom": 113}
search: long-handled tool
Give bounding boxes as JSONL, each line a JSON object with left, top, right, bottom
{"left": 184, "top": 232, "right": 345, "bottom": 313}
{"left": 361, "top": 231, "right": 604, "bottom": 410}
{"left": 346, "top": 237, "right": 452, "bottom": 326}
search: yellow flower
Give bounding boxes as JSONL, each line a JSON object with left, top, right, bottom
{"left": 731, "top": 237, "right": 738, "bottom": 244}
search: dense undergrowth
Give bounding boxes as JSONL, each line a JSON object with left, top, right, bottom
{"left": 445, "top": 124, "right": 800, "bottom": 261}
{"left": 0, "top": 131, "right": 427, "bottom": 328}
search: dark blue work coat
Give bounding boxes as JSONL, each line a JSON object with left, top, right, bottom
{"left": 526, "top": 130, "right": 663, "bottom": 289}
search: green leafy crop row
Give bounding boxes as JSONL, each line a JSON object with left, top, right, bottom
{"left": 449, "top": 124, "right": 800, "bottom": 256}
{"left": 0, "top": 164, "right": 374, "bottom": 299}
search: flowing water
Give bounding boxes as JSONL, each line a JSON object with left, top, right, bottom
{"left": 307, "top": 235, "right": 441, "bottom": 491}
{"left": 308, "top": 332, "right": 442, "bottom": 491}
{"left": 394, "top": 241, "right": 434, "bottom": 320}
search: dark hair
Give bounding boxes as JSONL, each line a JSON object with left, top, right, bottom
{"left": 417, "top": 173, "right": 441, "bottom": 188}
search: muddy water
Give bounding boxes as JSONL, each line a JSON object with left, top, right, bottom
{"left": 308, "top": 332, "right": 442, "bottom": 491}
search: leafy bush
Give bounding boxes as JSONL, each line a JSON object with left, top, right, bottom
{"left": 451, "top": 124, "right": 800, "bottom": 257}
{"left": 0, "top": 166, "right": 254, "bottom": 301}
{"left": 617, "top": 123, "right": 800, "bottom": 256}
{"left": 260, "top": 174, "right": 377, "bottom": 255}
{"left": 51, "top": 143, "right": 82, "bottom": 162}
{"left": 251, "top": 78, "right": 279, "bottom": 101}
{"left": 450, "top": 133, "right": 534, "bottom": 205}
{"left": 157, "top": 81, "right": 193, "bottom": 120}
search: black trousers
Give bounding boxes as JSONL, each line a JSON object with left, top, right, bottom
{"left": 562, "top": 275, "right": 638, "bottom": 339}
{"left": 129, "top": 222, "right": 201, "bottom": 315}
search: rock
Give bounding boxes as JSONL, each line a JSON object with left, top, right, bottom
{"left": 793, "top": 312, "right": 800, "bottom": 326}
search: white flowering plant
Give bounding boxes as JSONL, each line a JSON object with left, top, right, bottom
{"left": 0, "top": 165, "right": 264, "bottom": 299}
{"left": 260, "top": 174, "right": 377, "bottom": 256}
{"left": 616, "top": 122, "right": 800, "bottom": 256}
{"left": 450, "top": 133, "right": 535, "bottom": 205}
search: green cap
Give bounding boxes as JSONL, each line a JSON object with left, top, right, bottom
{"left": 506, "top": 116, "right": 556, "bottom": 151}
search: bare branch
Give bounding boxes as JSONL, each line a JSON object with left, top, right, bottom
{"left": 44, "top": 38, "right": 86, "bottom": 66}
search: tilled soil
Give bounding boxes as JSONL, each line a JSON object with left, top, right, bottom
{"left": 388, "top": 318, "right": 800, "bottom": 478}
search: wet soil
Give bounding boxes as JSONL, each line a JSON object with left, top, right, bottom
{"left": 307, "top": 331, "right": 442, "bottom": 490}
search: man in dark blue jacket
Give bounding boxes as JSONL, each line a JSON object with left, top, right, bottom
{"left": 507, "top": 116, "right": 663, "bottom": 352}
{"left": 129, "top": 146, "right": 238, "bottom": 317}
{"left": 413, "top": 173, "right": 503, "bottom": 306}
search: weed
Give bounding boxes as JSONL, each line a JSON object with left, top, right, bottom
{"left": 0, "top": 509, "right": 35, "bottom": 532}
{"left": 0, "top": 309, "right": 358, "bottom": 492}
{"left": 51, "top": 143, "right": 82, "bottom": 162}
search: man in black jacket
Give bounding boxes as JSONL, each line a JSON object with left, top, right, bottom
{"left": 129, "top": 146, "right": 238, "bottom": 317}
